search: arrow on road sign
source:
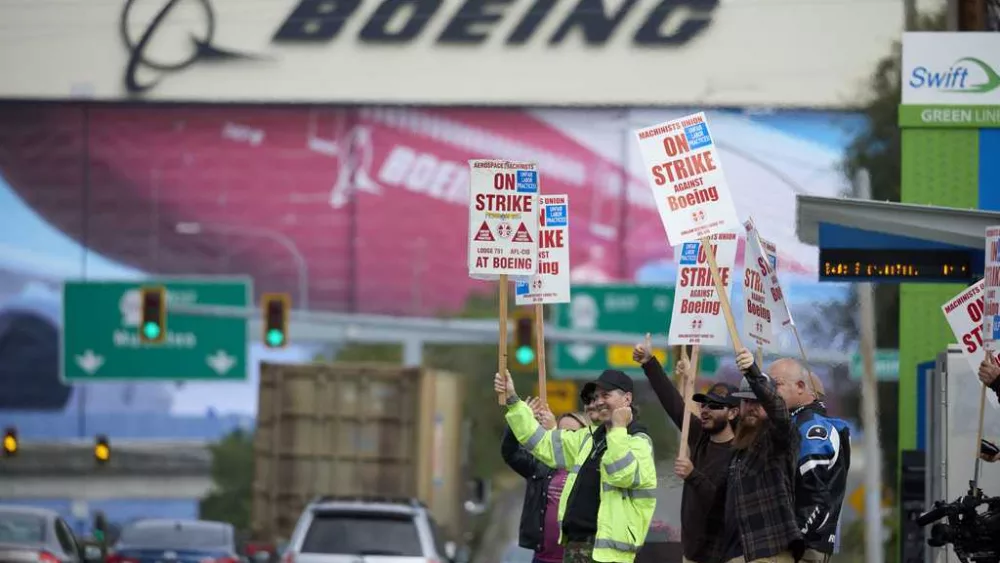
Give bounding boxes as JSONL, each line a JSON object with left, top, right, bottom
{"left": 568, "top": 343, "right": 595, "bottom": 364}
{"left": 206, "top": 350, "right": 236, "bottom": 375}
{"left": 75, "top": 350, "right": 105, "bottom": 375}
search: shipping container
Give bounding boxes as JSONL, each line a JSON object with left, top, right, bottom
{"left": 251, "top": 362, "right": 466, "bottom": 543}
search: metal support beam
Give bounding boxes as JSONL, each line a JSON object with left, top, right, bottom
{"left": 169, "top": 303, "right": 854, "bottom": 365}
{"left": 797, "top": 195, "right": 1000, "bottom": 249}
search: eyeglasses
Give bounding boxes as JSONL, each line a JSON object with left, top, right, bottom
{"left": 701, "top": 402, "right": 729, "bottom": 410}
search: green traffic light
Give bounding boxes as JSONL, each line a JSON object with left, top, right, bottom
{"left": 515, "top": 346, "right": 535, "bottom": 365}
{"left": 142, "top": 322, "right": 161, "bottom": 340}
{"left": 266, "top": 329, "right": 285, "bottom": 347}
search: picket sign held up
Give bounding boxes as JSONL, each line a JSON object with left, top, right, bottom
{"left": 677, "top": 344, "right": 700, "bottom": 461}
{"left": 635, "top": 111, "right": 743, "bottom": 464}
{"left": 941, "top": 279, "right": 999, "bottom": 408}
{"left": 976, "top": 226, "right": 1000, "bottom": 486}
{"left": 466, "top": 159, "right": 540, "bottom": 405}
{"left": 743, "top": 218, "right": 818, "bottom": 396}
{"left": 515, "top": 194, "right": 572, "bottom": 405}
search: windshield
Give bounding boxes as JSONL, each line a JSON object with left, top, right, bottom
{"left": 301, "top": 512, "right": 422, "bottom": 557}
{"left": 0, "top": 513, "right": 45, "bottom": 544}
{"left": 119, "top": 523, "right": 229, "bottom": 550}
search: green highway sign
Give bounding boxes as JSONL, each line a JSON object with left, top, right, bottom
{"left": 62, "top": 278, "right": 251, "bottom": 382}
{"left": 553, "top": 285, "right": 721, "bottom": 379}
{"left": 850, "top": 349, "right": 899, "bottom": 381}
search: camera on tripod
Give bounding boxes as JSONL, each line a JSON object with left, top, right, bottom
{"left": 916, "top": 482, "right": 1000, "bottom": 562}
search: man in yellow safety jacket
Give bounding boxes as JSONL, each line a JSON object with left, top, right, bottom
{"left": 494, "top": 369, "right": 657, "bottom": 563}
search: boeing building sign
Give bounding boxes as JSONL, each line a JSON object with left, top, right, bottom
{"left": 6, "top": 0, "right": 909, "bottom": 107}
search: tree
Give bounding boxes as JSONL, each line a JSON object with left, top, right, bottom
{"left": 814, "top": 9, "right": 945, "bottom": 353}
{"left": 199, "top": 429, "right": 255, "bottom": 531}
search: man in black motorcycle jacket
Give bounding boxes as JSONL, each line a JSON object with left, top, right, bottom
{"left": 770, "top": 357, "right": 851, "bottom": 562}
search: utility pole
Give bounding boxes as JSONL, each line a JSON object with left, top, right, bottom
{"left": 854, "top": 169, "right": 884, "bottom": 563}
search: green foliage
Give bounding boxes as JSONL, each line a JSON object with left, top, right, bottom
{"left": 199, "top": 429, "right": 255, "bottom": 531}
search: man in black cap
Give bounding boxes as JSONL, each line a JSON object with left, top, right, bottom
{"left": 633, "top": 334, "right": 739, "bottom": 563}
{"left": 495, "top": 367, "right": 657, "bottom": 563}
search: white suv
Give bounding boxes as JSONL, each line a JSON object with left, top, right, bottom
{"left": 282, "top": 497, "right": 453, "bottom": 563}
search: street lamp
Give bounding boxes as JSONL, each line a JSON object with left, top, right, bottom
{"left": 175, "top": 222, "right": 310, "bottom": 310}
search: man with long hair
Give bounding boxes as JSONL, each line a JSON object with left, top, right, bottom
{"left": 716, "top": 349, "right": 803, "bottom": 563}
{"left": 632, "top": 334, "right": 738, "bottom": 563}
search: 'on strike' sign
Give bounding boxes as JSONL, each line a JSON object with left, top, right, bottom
{"left": 942, "top": 280, "right": 1000, "bottom": 408}
{"left": 668, "top": 232, "right": 738, "bottom": 347}
{"left": 743, "top": 230, "right": 779, "bottom": 348}
{"left": 467, "top": 160, "right": 539, "bottom": 280}
{"left": 516, "top": 194, "right": 571, "bottom": 305}
{"left": 634, "top": 112, "right": 740, "bottom": 246}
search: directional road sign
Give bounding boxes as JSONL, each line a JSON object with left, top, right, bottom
{"left": 62, "top": 278, "right": 250, "bottom": 382}
{"left": 850, "top": 349, "right": 899, "bottom": 381}
{"left": 553, "top": 285, "right": 720, "bottom": 379}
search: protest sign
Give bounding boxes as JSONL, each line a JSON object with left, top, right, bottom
{"left": 467, "top": 160, "right": 539, "bottom": 280}
{"left": 986, "top": 227, "right": 1000, "bottom": 356}
{"left": 744, "top": 218, "right": 794, "bottom": 329}
{"left": 634, "top": 112, "right": 740, "bottom": 246}
{"left": 516, "top": 194, "right": 570, "bottom": 305}
{"left": 942, "top": 280, "right": 1000, "bottom": 408}
{"left": 742, "top": 229, "right": 779, "bottom": 347}
{"left": 668, "top": 232, "right": 739, "bottom": 347}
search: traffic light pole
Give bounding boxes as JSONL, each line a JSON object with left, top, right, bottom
{"left": 167, "top": 303, "right": 854, "bottom": 367}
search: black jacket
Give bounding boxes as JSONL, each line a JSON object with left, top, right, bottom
{"left": 641, "top": 357, "right": 733, "bottom": 562}
{"left": 502, "top": 426, "right": 554, "bottom": 551}
{"left": 791, "top": 401, "right": 851, "bottom": 554}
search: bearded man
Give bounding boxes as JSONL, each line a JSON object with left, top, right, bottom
{"left": 633, "top": 334, "right": 738, "bottom": 563}
{"left": 716, "top": 349, "right": 803, "bottom": 563}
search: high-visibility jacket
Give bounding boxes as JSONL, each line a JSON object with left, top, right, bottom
{"left": 505, "top": 397, "right": 657, "bottom": 563}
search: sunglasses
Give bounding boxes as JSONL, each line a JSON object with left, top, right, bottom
{"left": 701, "top": 402, "right": 729, "bottom": 410}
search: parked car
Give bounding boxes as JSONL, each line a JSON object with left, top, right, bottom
{"left": 281, "top": 496, "right": 455, "bottom": 563}
{"left": 107, "top": 519, "right": 239, "bottom": 563}
{"left": 0, "top": 505, "right": 101, "bottom": 563}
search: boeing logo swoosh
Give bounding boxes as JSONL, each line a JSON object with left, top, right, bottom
{"left": 119, "top": 0, "right": 263, "bottom": 94}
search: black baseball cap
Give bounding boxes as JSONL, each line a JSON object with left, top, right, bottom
{"left": 581, "top": 370, "right": 634, "bottom": 403}
{"left": 693, "top": 382, "right": 739, "bottom": 407}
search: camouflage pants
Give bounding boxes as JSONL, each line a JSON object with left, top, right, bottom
{"left": 563, "top": 540, "right": 596, "bottom": 563}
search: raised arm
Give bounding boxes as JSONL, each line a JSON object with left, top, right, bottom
{"left": 635, "top": 334, "right": 700, "bottom": 438}
{"left": 496, "top": 371, "right": 588, "bottom": 470}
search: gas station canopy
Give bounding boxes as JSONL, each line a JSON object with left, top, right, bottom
{"left": 797, "top": 195, "right": 1000, "bottom": 249}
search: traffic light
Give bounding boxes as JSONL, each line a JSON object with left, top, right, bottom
{"left": 93, "top": 512, "right": 107, "bottom": 546}
{"left": 139, "top": 286, "right": 166, "bottom": 343}
{"left": 510, "top": 307, "right": 537, "bottom": 372}
{"left": 3, "top": 427, "right": 17, "bottom": 457}
{"left": 261, "top": 293, "right": 290, "bottom": 348}
{"left": 94, "top": 435, "right": 110, "bottom": 464}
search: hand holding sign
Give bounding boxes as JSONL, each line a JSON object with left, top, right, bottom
{"left": 494, "top": 371, "right": 515, "bottom": 398}
{"left": 735, "top": 348, "right": 754, "bottom": 371}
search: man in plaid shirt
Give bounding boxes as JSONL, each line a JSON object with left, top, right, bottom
{"left": 714, "top": 349, "right": 804, "bottom": 563}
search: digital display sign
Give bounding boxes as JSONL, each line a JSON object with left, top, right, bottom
{"left": 819, "top": 249, "right": 975, "bottom": 282}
